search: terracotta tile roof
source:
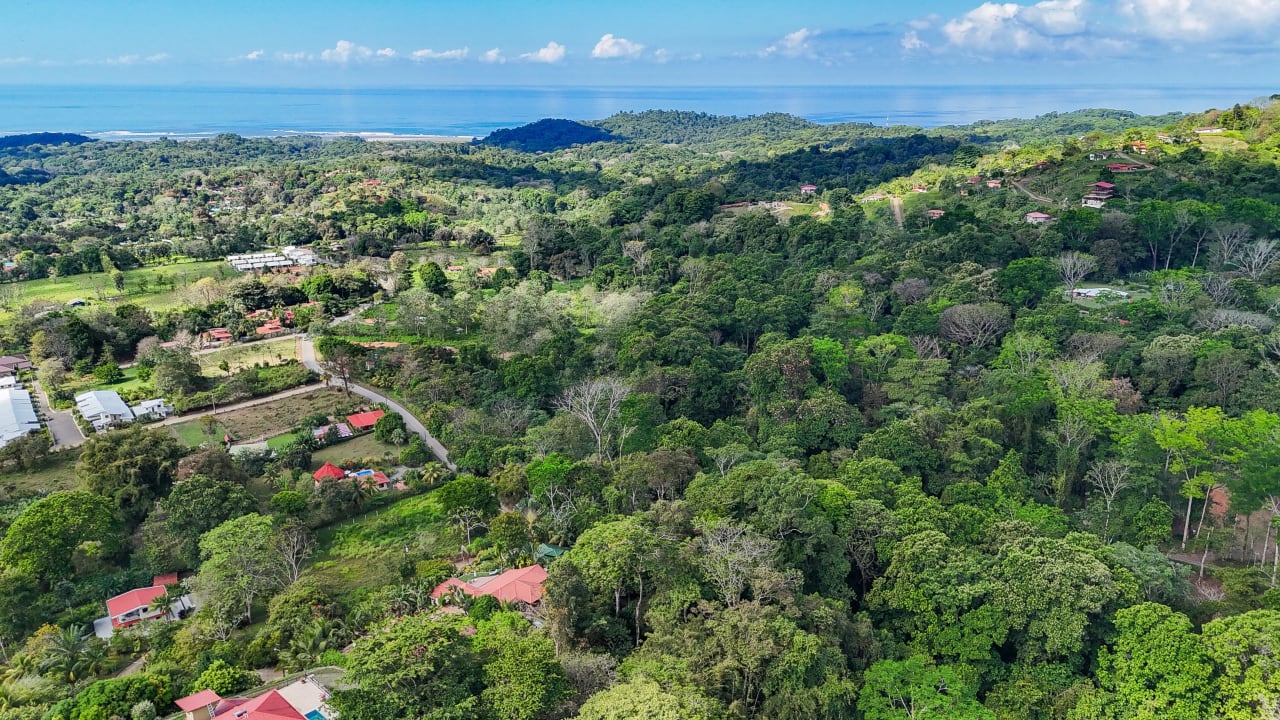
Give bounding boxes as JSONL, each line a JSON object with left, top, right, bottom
{"left": 431, "top": 565, "right": 549, "bottom": 605}
{"left": 312, "top": 462, "right": 346, "bottom": 481}
{"left": 216, "top": 690, "right": 306, "bottom": 720}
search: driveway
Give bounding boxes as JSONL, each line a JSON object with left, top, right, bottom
{"left": 32, "top": 380, "right": 85, "bottom": 450}
{"left": 298, "top": 335, "right": 455, "bottom": 470}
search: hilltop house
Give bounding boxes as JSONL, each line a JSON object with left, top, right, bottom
{"left": 926, "top": 209, "right": 946, "bottom": 220}
{"left": 0, "top": 354, "right": 32, "bottom": 378}
{"left": 176, "top": 676, "right": 332, "bottom": 720}
{"left": 104, "top": 574, "right": 191, "bottom": 630}
{"left": 1025, "top": 211, "right": 1054, "bottom": 224}
{"left": 800, "top": 184, "right": 818, "bottom": 194}
{"left": 131, "top": 398, "right": 175, "bottom": 422}
{"left": 431, "top": 565, "right": 550, "bottom": 606}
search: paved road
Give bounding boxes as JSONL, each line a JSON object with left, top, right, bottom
{"left": 31, "top": 380, "right": 85, "bottom": 450}
{"left": 298, "top": 336, "right": 456, "bottom": 470}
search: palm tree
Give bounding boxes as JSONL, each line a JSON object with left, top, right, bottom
{"left": 39, "top": 624, "right": 96, "bottom": 682}
{"left": 278, "top": 622, "right": 332, "bottom": 673}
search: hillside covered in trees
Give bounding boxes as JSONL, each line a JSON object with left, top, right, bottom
{"left": 3, "top": 97, "right": 1280, "bottom": 720}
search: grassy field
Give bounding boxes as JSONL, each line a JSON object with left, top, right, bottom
{"left": 0, "top": 449, "right": 81, "bottom": 496}
{"left": 196, "top": 338, "right": 301, "bottom": 375}
{"left": 1, "top": 260, "right": 233, "bottom": 318}
{"left": 167, "top": 389, "right": 359, "bottom": 446}
{"left": 302, "top": 492, "right": 452, "bottom": 592}
{"left": 312, "top": 434, "right": 400, "bottom": 467}
{"left": 1199, "top": 135, "right": 1250, "bottom": 152}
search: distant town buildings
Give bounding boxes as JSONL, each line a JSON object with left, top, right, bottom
{"left": 227, "top": 246, "right": 318, "bottom": 272}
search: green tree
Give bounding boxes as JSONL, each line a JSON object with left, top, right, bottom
{"left": 996, "top": 257, "right": 1058, "bottom": 308}
{"left": 1096, "top": 603, "right": 1213, "bottom": 720}
{"left": 156, "top": 474, "right": 257, "bottom": 568}
{"left": 195, "top": 513, "right": 285, "bottom": 626}
{"left": 0, "top": 491, "right": 119, "bottom": 583}
{"left": 574, "top": 678, "right": 723, "bottom": 720}
{"left": 1201, "top": 610, "right": 1280, "bottom": 719}
{"left": 77, "top": 426, "right": 184, "bottom": 527}
{"left": 475, "top": 614, "right": 569, "bottom": 720}
{"left": 330, "top": 614, "right": 483, "bottom": 720}
{"left": 193, "top": 659, "right": 258, "bottom": 695}
{"left": 857, "top": 655, "right": 992, "bottom": 720}
{"left": 418, "top": 261, "right": 452, "bottom": 296}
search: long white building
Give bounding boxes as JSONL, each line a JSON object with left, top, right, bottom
{"left": 0, "top": 387, "right": 41, "bottom": 447}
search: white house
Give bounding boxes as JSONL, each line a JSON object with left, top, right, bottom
{"left": 1025, "top": 212, "right": 1054, "bottom": 224}
{"left": 0, "top": 387, "right": 40, "bottom": 448}
{"left": 130, "top": 398, "right": 175, "bottom": 422}
{"left": 75, "top": 390, "right": 135, "bottom": 432}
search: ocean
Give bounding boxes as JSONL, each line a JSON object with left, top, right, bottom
{"left": 1, "top": 84, "right": 1274, "bottom": 140}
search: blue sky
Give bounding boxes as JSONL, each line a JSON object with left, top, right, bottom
{"left": 2, "top": 0, "right": 1279, "bottom": 86}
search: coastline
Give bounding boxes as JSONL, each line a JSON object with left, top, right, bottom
{"left": 84, "top": 130, "right": 476, "bottom": 143}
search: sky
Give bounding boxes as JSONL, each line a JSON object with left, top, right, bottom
{"left": 2, "top": 0, "right": 1280, "bottom": 87}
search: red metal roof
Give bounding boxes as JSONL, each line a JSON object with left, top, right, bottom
{"left": 218, "top": 690, "right": 306, "bottom": 720}
{"left": 313, "top": 462, "right": 346, "bottom": 481}
{"left": 106, "top": 586, "right": 167, "bottom": 623}
{"left": 176, "top": 689, "right": 222, "bottom": 712}
{"left": 153, "top": 572, "right": 179, "bottom": 587}
{"left": 346, "top": 410, "right": 385, "bottom": 430}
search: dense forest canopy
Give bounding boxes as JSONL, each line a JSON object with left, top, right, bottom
{"left": 2, "top": 97, "right": 1280, "bottom": 720}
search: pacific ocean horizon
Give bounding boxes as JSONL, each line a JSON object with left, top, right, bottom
{"left": 2, "top": 84, "right": 1275, "bottom": 140}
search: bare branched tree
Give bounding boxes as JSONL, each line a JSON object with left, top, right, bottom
{"left": 275, "top": 523, "right": 316, "bottom": 585}
{"left": 940, "top": 303, "right": 1011, "bottom": 347}
{"left": 909, "top": 335, "right": 945, "bottom": 360}
{"left": 1196, "top": 309, "right": 1276, "bottom": 334}
{"left": 693, "top": 520, "right": 778, "bottom": 607}
{"left": 890, "top": 278, "right": 931, "bottom": 304}
{"left": 1066, "top": 332, "right": 1125, "bottom": 364}
{"left": 1055, "top": 251, "right": 1098, "bottom": 300}
{"left": 1211, "top": 223, "right": 1251, "bottom": 270}
{"left": 1086, "top": 460, "right": 1133, "bottom": 540}
{"left": 1228, "top": 239, "right": 1280, "bottom": 281}
{"left": 449, "top": 508, "right": 489, "bottom": 544}
{"left": 709, "top": 443, "right": 752, "bottom": 478}
{"left": 555, "top": 377, "right": 632, "bottom": 463}
{"left": 1199, "top": 273, "right": 1238, "bottom": 307}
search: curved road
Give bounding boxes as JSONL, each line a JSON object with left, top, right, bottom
{"left": 297, "top": 336, "right": 456, "bottom": 470}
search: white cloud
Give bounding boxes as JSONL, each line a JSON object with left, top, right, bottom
{"left": 99, "top": 53, "right": 168, "bottom": 65}
{"left": 277, "top": 51, "right": 311, "bottom": 62}
{"left": 321, "top": 40, "right": 376, "bottom": 63}
{"left": 901, "top": 30, "right": 928, "bottom": 50}
{"left": 376, "top": 47, "right": 397, "bottom": 57}
{"left": 939, "top": 0, "right": 1089, "bottom": 53}
{"left": 592, "top": 33, "right": 645, "bottom": 59}
{"left": 411, "top": 47, "right": 470, "bottom": 60}
{"left": 0, "top": 57, "right": 32, "bottom": 65}
{"left": 762, "top": 28, "right": 818, "bottom": 58}
{"left": 479, "top": 48, "right": 506, "bottom": 63}
{"left": 1121, "top": 0, "right": 1280, "bottom": 40}
{"left": 519, "top": 41, "right": 566, "bottom": 63}
{"left": 653, "top": 48, "right": 672, "bottom": 63}
{"left": 243, "top": 49, "right": 264, "bottom": 60}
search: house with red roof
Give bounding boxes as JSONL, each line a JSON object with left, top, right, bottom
{"left": 431, "top": 565, "right": 549, "bottom": 606}
{"left": 926, "top": 209, "right": 946, "bottom": 220}
{"left": 312, "top": 462, "right": 346, "bottom": 485}
{"left": 346, "top": 410, "right": 385, "bottom": 432}
{"left": 256, "top": 319, "right": 286, "bottom": 338}
{"left": 104, "top": 573, "right": 185, "bottom": 630}
{"left": 211, "top": 690, "right": 307, "bottom": 720}
{"left": 966, "top": 176, "right": 983, "bottom": 184}
{"left": 800, "top": 184, "right": 818, "bottom": 194}
{"left": 176, "top": 690, "right": 222, "bottom": 720}
{"left": 1025, "top": 211, "right": 1054, "bottom": 225}
{"left": 986, "top": 179, "right": 1003, "bottom": 188}
{"left": 201, "top": 328, "right": 233, "bottom": 347}
{"left": 1107, "top": 163, "right": 1142, "bottom": 173}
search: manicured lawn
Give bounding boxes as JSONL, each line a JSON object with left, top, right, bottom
{"left": 267, "top": 431, "right": 302, "bottom": 451}
{"left": 303, "top": 492, "right": 451, "bottom": 592}
{"left": 312, "top": 434, "right": 400, "bottom": 467}
{"left": 63, "top": 365, "right": 147, "bottom": 399}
